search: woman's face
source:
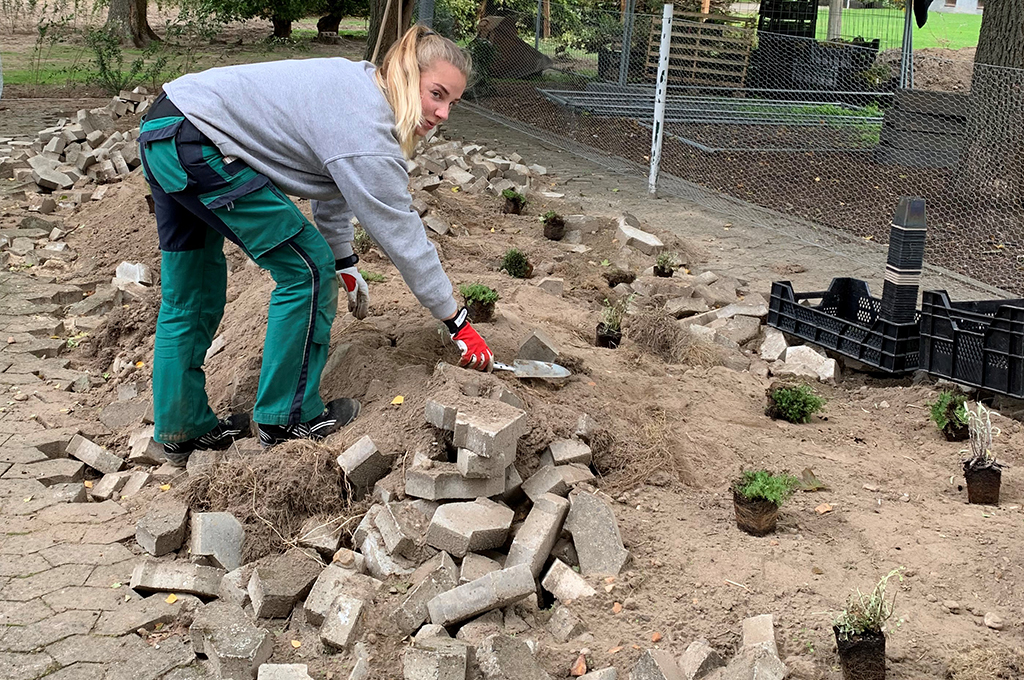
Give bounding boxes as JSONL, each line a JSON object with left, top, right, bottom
{"left": 416, "top": 60, "right": 467, "bottom": 137}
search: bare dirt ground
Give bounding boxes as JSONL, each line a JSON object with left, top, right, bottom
{"left": 7, "top": 105, "right": 1017, "bottom": 679}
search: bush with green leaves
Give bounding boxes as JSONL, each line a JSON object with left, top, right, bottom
{"left": 733, "top": 470, "right": 800, "bottom": 506}
{"left": 502, "top": 188, "right": 525, "bottom": 205}
{"left": 86, "top": 28, "right": 168, "bottom": 95}
{"left": 501, "top": 248, "right": 531, "bottom": 279}
{"left": 601, "top": 295, "right": 631, "bottom": 332}
{"left": 928, "top": 390, "right": 968, "bottom": 432}
{"left": 834, "top": 568, "right": 903, "bottom": 640}
{"left": 460, "top": 283, "right": 499, "bottom": 305}
{"left": 767, "top": 384, "right": 825, "bottom": 424}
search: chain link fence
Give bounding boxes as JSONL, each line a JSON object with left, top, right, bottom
{"left": 446, "top": 0, "right": 1024, "bottom": 296}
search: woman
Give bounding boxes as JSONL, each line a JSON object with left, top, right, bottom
{"left": 138, "top": 25, "right": 494, "bottom": 465}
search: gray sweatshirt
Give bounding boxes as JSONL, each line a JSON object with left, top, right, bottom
{"left": 163, "top": 58, "right": 456, "bottom": 320}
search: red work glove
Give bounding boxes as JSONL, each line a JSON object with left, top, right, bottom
{"left": 444, "top": 307, "right": 494, "bottom": 371}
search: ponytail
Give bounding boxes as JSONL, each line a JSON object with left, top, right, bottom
{"left": 376, "top": 24, "right": 472, "bottom": 158}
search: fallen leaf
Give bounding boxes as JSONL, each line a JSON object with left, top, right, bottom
{"left": 815, "top": 503, "right": 833, "bottom": 515}
{"left": 391, "top": 395, "right": 404, "bottom": 405}
{"left": 799, "top": 467, "right": 828, "bottom": 491}
{"left": 291, "top": 640, "right": 302, "bottom": 648}
{"left": 165, "top": 594, "right": 177, "bottom": 604}
{"left": 154, "top": 622, "right": 163, "bottom": 630}
{"left": 604, "top": 584, "right": 614, "bottom": 593}
{"left": 604, "top": 576, "right": 616, "bottom": 584}
{"left": 111, "top": 582, "right": 122, "bottom": 589}
{"left": 651, "top": 632, "right": 662, "bottom": 643}
{"left": 135, "top": 361, "right": 145, "bottom": 368}
{"left": 612, "top": 602, "right": 623, "bottom": 614}
{"left": 159, "top": 484, "right": 171, "bottom": 491}
{"left": 23, "top": 496, "right": 32, "bottom": 502}
{"left": 608, "top": 646, "right": 623, "bottom": 655}
{"left": 83, "top": 480, "right": 93, "bottom": 489}
{"left": 570, "top": 654, "right": 587, "bottom": 676}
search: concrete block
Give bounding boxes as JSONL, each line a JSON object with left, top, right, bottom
{"left": 541, "top": 440, "right": 592, "bottom": 467}
{"left": 477, "top": 634, "right": 551, "bottom": 680}
{"left": 666, "top": 297, "right": 710, "bottom": 319}
{"left": 115, "top": 261, "right": 153, "bottom": 285}
{"left": 565, "top": 490, "right": 629, "bottom": 576}
{"left": 716, "top": 646, "right": 786, "bottom": 680}
{"left": 741, "top": 614, "right": 777, "bottom": 656}
{"left": 425, "top": 398, "right": 458, "bottom": 431}
{"left": 90, "top": 471, "right": 130, "bottom": 501}
{"left": 191, "top": 601, "right": 273, "bottom": 680}
{"left": 258, "top": 665, "right": 314, "bottom": 680}
{"left": 718, "top": 300, "right": 768, "bottom": 320}
{"left": 506, "top": 493, "right": 569, "bottom": 577}
{"left": 616, "top": 218, "right": 663, "bottom": 255}
{"left": 581, "top": 670, "right": 617, "bottom": 680}
{"left": 305, "top": 565, "right": 382, "bottom": 627}
{"left": 219, "top": 564, "right": 255, "bottom": 608}
{"left": 190, "top": 512, "right": 245, "bottom": 571}
{"left": 516, "top": 329, "right": 559, "bottom": 364}
{"left": 130, "top": 560, "right": 224, "bottom": 598}
{"left": 460, "top": 553, "right": 501, "bottom": 584}
{"left": 630, "top": 651, "right": 684, "bottom": 680}
{"left": 404, "top": 637, "right": 469, "bottom": 680}
{"left": 375, "top": 500, "right": 436, "bottom": 560}
{"left": 127, "top": 426, "right": 165, "bottom": 466}
{"left": 136, "top": 499, "right": 188, "bottom": 556}
{"left": 3, "top": 458, "right": 84, "bottom": 486}
{"left": 66, "top": 434, "right": 125, "bottom": 474}
{"left": 778, "top": 345, "right": 838, "bottom": 384}
{"left": 759, "top": 328, "right": 788, "bottom": 363}
{"left": 297, "top": 515, "right": 345, "bottom": 557}
{"left": 541, "top": 559, "right": 596, "bottom": 604}
{"left": 406, "top": 462, "right": 506, "bottom": 501}
{"left": 248, "top": 548, "right": 323, "bottom": 618}
{"left": 359, "top": 522, "right": 418, "bottom": 580}
{"left": 457, "top": 446, "right": 507, "bottom": 480}
{"left": 521, "top": 464, "right": 595, "bottom": 502}
{"left": 547, "top": 604, "right": 586, "bottom": 642}
{"left": 426, "top": 498, "right": 514, "bottom": 558}
{"left": 319, "top": 595, "right": 365, "bottom": 651}
{"left": 393, "top": 551, "right": 458, "bottom": 635}
{"left": 423, "top": 215, "right": 450, "bottom": 235}
{"left": 453, "top": 406, "right": 527, "bottom": 462}
{"left": 443, "top": 166, "right": 475, "bottom": 187}
{"left": 337, "top": 435, "right": 393, "bottom": 499}
{"left": 677, "top": 640, "right": 723, "bottom": 680}
{"left": 426, "top": 564, "right": 535, "bottom": 626}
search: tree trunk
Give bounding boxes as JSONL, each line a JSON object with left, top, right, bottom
{"left": 272, "top": 17, "right": 293, "bottom": 38}
{"left": 104, "top": 0, "right": 157, "bottom": 48}
{"left": 960, "top": 0, "right": 1024, "bottom": 208}
{"left": 317, "top": 14, "right": 342, "bottom": 34}
{"left": 364, "top": 0, "right": 415, "bottom": 64}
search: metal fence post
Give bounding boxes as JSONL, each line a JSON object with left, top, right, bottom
{"left": 535, "top": 0, "right": 543, "bottom": 49}
{"left": 618, "top": 0, "right": 637, "bottom": 87}
{"left": 648, "top": 3, "right": 673, "bottom": 196}
{"left": 419, "top": 0, "right": 434, "bottom": 28}
{"left": 899, "top": 2, "right": 914, "bottom": 89}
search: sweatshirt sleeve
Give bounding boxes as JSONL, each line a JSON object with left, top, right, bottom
{"left": 311, "top": 197, "right": 356, "bottom": 260}
{"left": 325, "top": 154, "right": 457, "bottom": 320}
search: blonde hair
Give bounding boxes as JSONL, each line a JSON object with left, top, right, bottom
{"left": 375, "top": 24, "right": 472, "bottom": 158}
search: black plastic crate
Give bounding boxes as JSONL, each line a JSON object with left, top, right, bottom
{"left": 919, "top": 290, "right": 1024, "bottom": 398}
{"left": 768, "top": 278, "right": 920, "bottom": 374}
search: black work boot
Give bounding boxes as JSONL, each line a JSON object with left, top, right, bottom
{"left": 162, "top": 414, "right": 251, "bottom": 467}
{"left": 257, "top": 398, "right": 361, "bottom": 448}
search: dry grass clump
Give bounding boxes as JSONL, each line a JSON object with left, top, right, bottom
{"left": 180, "top": 439, "right": 368, "bottom": 562}
{"left": 946, "top": 645, "right": 1024, "bottom": 679}
{"left": 625, "top": 310, "right": 721, "bottom": 367}
{"left": 595, "top": 404, "right": 701, "bottom": 492}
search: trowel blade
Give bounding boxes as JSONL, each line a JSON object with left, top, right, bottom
{"left": 493, "top": 359, "right": 571, "bottom": 380}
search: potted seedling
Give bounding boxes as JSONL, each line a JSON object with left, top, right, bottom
{"left": 928, "top": 390, "right": 969, "bottom": 442}
{"left": 541, "top": 210, "right": 566, "bottom": 241}
{"left": 653, "top": 253, "right": 679, "bottom": 278}
{"left": 765, "top": 383, "right": 825, "bottom": 423}
{"left": 460, "top": 283, "right": 499, "bottom": 323}
{"left": 501, "top": 248, "right": 533, "bottom": 279}
{"left": 502, "top": 188, "right": 526, "bottom": 215}
{"left": 961, "top": 402, "right": 1003, "bottom": 505}
{"left": 596, "top": 296, "right": 630, "bottom": 349}
{"left": 833, "top": 568, "right": 903, "bottom": 680}
{"left": 731, "top": 470, "right": 799, "bottom": 536}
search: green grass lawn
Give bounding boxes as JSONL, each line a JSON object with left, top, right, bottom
{"left": 814, "top": 8, "right": 981, "bottom": 51}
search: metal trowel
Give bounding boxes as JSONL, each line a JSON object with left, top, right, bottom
{"left": 493, "top": 359, "right": 571, "bottom": 381}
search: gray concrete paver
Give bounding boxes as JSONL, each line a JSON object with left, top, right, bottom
{"left": 78, "top": 521, "right": 135, "bottom": 546}
{"left": 36, "top": 662, "right": 108, "bottom": 680}
{"left": 45, "top": 633, "right": 132, "bottom": 666}
{"left": 38, "top": 543, "right": 134, "bottom": 568}
{"left": 42, "top": 585, "right": 142, "bottom": 613}
{"left": 35, "top": 500, "right": 126, "bottom": 525}
{"left": 0, "top": 609, "right": 100, "bottom": 652}
{"left": 0, "top": 599, "right": 55, "bottom": 626}
{"left": 82, "top": 559, "right": 137, "bottom": 589}
{"left": 0, "top": 650, "right": 59, "bottom": 680}
{"left": 0, "top": 564, "right": 95, "bottom": 601}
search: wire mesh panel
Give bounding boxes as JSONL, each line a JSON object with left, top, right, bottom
{"left": 757, "top": 0, "right": 817, "bottom": 39}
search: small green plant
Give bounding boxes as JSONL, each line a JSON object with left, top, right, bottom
{"left": 929, "top": 390, "right": 968, "bottom": 432}
{"left": 359, "top": 269, "right": 386, "bottom": 283}
{"left": 353, "top": 226, "right": 375, "bottom": 254}
{"left": 542, "top": 210, "right": 560, "bottom": 223}
{"left": 501, "top": 248, "right": 532, "bottom": 279}
{"left": 459, "top": 283, "right": 499, "bottom": 305}
{"left": 656, "top": 253, "right": 679, "bottom": 271}
{"left": 961, "top": 402, "right": 1002, "bottom": 471}
{"left": 834, "top": 568, "right": 904, "bottom": 640}
{"left": 501, "top": 188, "right": 526, "bottom": 214}
{"left": 86, "top": 28, "right": 168, "bottom": 95}
{"left": 600, "top": 296, "right": 631, "bottom": 332}
{"left": 766, "top": 384, "right": 825, "bottom": 424}
{"left": 733, "top": 470, "right": 800, "bottom": 506}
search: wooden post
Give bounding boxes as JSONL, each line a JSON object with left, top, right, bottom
{"left": 543, "top": 0, "right": 551, "bottom": 38}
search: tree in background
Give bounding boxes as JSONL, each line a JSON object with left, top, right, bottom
{"left": 364, "top": 0, "right": 415, "bottom": 63}
{"left": 961, "top": 0, "right": 1024, "bottom": 208}
{"left": 105, "top": 0, "right": 160, "bottom": 47}
{"left": 316, "top": 0, "right": 369, "bottom": 37}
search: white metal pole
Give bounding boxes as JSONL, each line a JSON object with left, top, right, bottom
{"left": 648, "top": 3, "right": 673, "bottom": 196}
